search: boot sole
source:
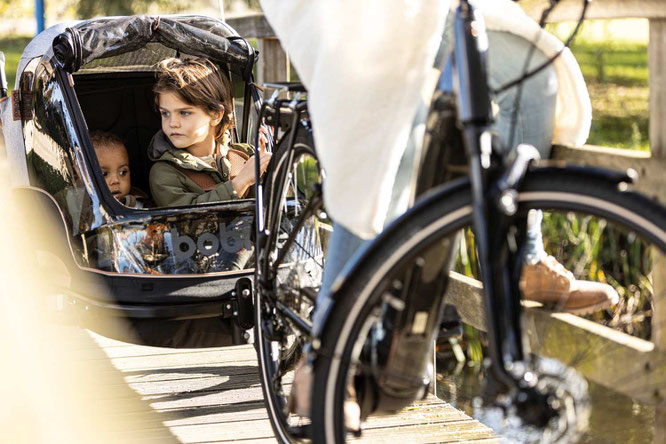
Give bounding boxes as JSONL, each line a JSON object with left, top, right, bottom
{"left": 561, "top": 297, "right": 616, "bottom": 315}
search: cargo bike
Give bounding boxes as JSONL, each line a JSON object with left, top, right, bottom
{"left": 1, "top": 15, "right": 325, "bottom": 360}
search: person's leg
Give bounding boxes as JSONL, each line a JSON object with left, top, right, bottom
{"left": 524, "top": 209, "right": 547, "bottom": 265}
{"left": 290, "top": 220, "right": 366, "bottom": 424}
{"left": 487, "top": 31, "right": 617, "bottom": 312}
{"left": 487, "top": 30, "right": 555, "bottom": 270}
{"left": 319, "top": 222, "right": 368, "bottom": 301}
{"left": 310, "top": 221, "right": 368, "bottom": 331}
{"left": 487, "top": 31, "right": 557, "bottom": 159}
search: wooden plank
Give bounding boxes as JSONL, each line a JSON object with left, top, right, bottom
{"left": 550, "top": 144, "right": 666, "bottom": 204}
{"left": 650, "top": 19, "right": 666, "bottom": 159}
{"left": 648, "top": 19, "right": 666, "bottom": 430}
{"left": 168, "top": 417, "right": 277, "bottom": 443}
{"left": 104, "top": 349, "right": 257, "bottom": 372}
{"left": 256, "top": 38, "right": 290, "bottom": 87}
{"left": 653, "top": 253, "right": 666, "bottom": 352}
{"left": 93, "top": 329, "right": 497, "bottom": 443}
{"left": 444, "top": 271, "right": 666, "bottom": 405}
{"left": 353, "top": 420, "right": 496, "bottom": 443}
{"left": 162, "top": 401, "right": 269, "bottom": 428}
{"left": 521, "top": 0, "right": 666, "bottom": 21}
{"left": 168, "top": 398, "right": 493, "bottom": 444}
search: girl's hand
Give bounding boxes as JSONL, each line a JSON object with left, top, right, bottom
{"left": 230, "top": 146, "right": 272, "bottom": 197}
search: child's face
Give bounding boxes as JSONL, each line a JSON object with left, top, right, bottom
{"left": 158, "top": 91, "right": 222, "bottom": 156}
{"left": 96, "top": 144, "right": 131, "bottom": 201}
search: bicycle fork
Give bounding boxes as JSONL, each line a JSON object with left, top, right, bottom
{"left": 453, "top": 1, "right": 532, "bottom": 394}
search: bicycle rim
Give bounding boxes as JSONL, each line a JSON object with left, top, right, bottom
{"left": 255, "top": 141, "right": 325, "bottom": 442}
{"left": 312, "top": 170, "right": 666, "bottom": 443}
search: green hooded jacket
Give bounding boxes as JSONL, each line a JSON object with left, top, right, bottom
{"left": 148, "top": 130, "right": 254, "bottom": 207}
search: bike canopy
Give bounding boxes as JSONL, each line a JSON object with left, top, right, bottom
{"left": 52, "top": 15, "right": 256, "bottom": 79}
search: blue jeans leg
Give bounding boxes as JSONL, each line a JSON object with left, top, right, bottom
{"left": 524, "top": 209, "right": 547, "bottom": 265}
{"left": 317, "top": 221, "right": 368, "bottom": 302}
{"left": 487, "top": 31, "right": 557, "bottom": 264}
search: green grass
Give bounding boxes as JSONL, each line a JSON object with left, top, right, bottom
{"left": 569, "top": 41, "right": 649, "bottom": 151}
{"left": 0, "top": 35, "right": 32, "bottom": 91}
{"left": 549, "top": 19, "right": 650, "bottom": 151}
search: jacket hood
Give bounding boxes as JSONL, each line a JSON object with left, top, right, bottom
{"left": 148, "top": 130, "right": 178, "bottom": 161}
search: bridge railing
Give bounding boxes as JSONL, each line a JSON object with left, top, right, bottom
{"left": 228, "top": 0, "right": 666, "bottom": 410}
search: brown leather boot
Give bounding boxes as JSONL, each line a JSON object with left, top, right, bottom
{"left": 520, "top": 255, "right": 619, "bottom": 314}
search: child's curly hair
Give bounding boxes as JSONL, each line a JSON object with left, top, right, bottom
{"left": 154, "top": 57, "right": 234, "bottom": 141}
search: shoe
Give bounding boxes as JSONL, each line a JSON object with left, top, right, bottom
{"left": 287, "top": 354, "right": 362, "bottom": 433}
{"left": 520, "top": 255, "right": 619, "bottom": 315}
{"left": 287, "top": 355, "right": 312, "bottom": 417}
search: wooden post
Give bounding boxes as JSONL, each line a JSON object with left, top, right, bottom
{"left": 649, "top": 19, "right": 666, "bottom": 443}
{"left": 256, "top": 39, "right": 290, "bottom": 87}
{"left": 653, "top": 252, "right": 666, "bottom": 356}
{"left": 649, "top": 19, "right": 666, "bottom": 159}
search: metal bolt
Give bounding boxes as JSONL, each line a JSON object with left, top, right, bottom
{"left": 231, "top": 291, "right": 237, "bottom": 297}
{"left": 242, "top": 289, "right": 251, "bottom": 297}
{"left": 499, "top": 190, "right": 518, "bottom": 215}
{"left": 226, "top": 304, "right": 232, "bottom": 310}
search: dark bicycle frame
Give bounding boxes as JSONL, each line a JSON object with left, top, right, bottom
{"left": 447, "top": 0, "right": 528, "bottom": 390}
{"left": 254, "top": 83, "right": 321, "bottom": 337}
{"left": 255, "top": 0, "right": 620, "bottom": 414}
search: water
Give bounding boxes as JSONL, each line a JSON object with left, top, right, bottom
{"left": 435, "top": 358, "right": 657, "bottom": 443}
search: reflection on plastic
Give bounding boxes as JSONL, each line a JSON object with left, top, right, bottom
{"left": 85, "top": 214, "right": 255, "bottom": 274}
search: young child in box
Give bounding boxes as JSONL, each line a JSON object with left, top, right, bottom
{"left": 91, "top": 130, "right": 152, "bottom": 208}
{"left": 148, "top": 57, "right": 271, "bottom": 207}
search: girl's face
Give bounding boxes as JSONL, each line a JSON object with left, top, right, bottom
{"left": 96, "top": 144, "right": 131, "bottom": 201}
{"left": 158, "top": 91, "right": 222, "bottom": 157}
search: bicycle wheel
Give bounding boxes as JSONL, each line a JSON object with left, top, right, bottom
{"left": 255, "top": 135, "right": 326, "bottom": 442}
{"left": 311, "top": 168, "right": 666, "bottom": 443}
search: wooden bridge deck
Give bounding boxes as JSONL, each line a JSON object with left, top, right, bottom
{"left": 85, "top": 330, "right": 497, "bottom": 443}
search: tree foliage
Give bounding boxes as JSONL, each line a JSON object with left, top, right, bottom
{"left": 76, "top": 0, "right": 191, "bottom": 18}
{"left": 75, "top": 0, "right": 260, "bottom": 19}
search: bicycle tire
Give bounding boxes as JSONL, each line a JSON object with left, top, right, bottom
{"left": 255, "top": 135, "right": 326, "bottom": 443}
{"left": 311, "top": 168, "right": 666, "bottom": 443}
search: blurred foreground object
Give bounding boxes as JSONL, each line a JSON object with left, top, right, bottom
{"left": 0, "top": 135, "right": 177, "bottom": 443}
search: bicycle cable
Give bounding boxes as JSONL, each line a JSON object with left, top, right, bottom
{"left": 493, "top": 0, "right": 590, "bottom": 96}
{"left": 500, "top": 0, "right": 590, "bottom": 152}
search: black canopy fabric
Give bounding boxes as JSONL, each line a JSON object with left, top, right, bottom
{"left": 52, "top": 15, "right": 256, "bottom": 79}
